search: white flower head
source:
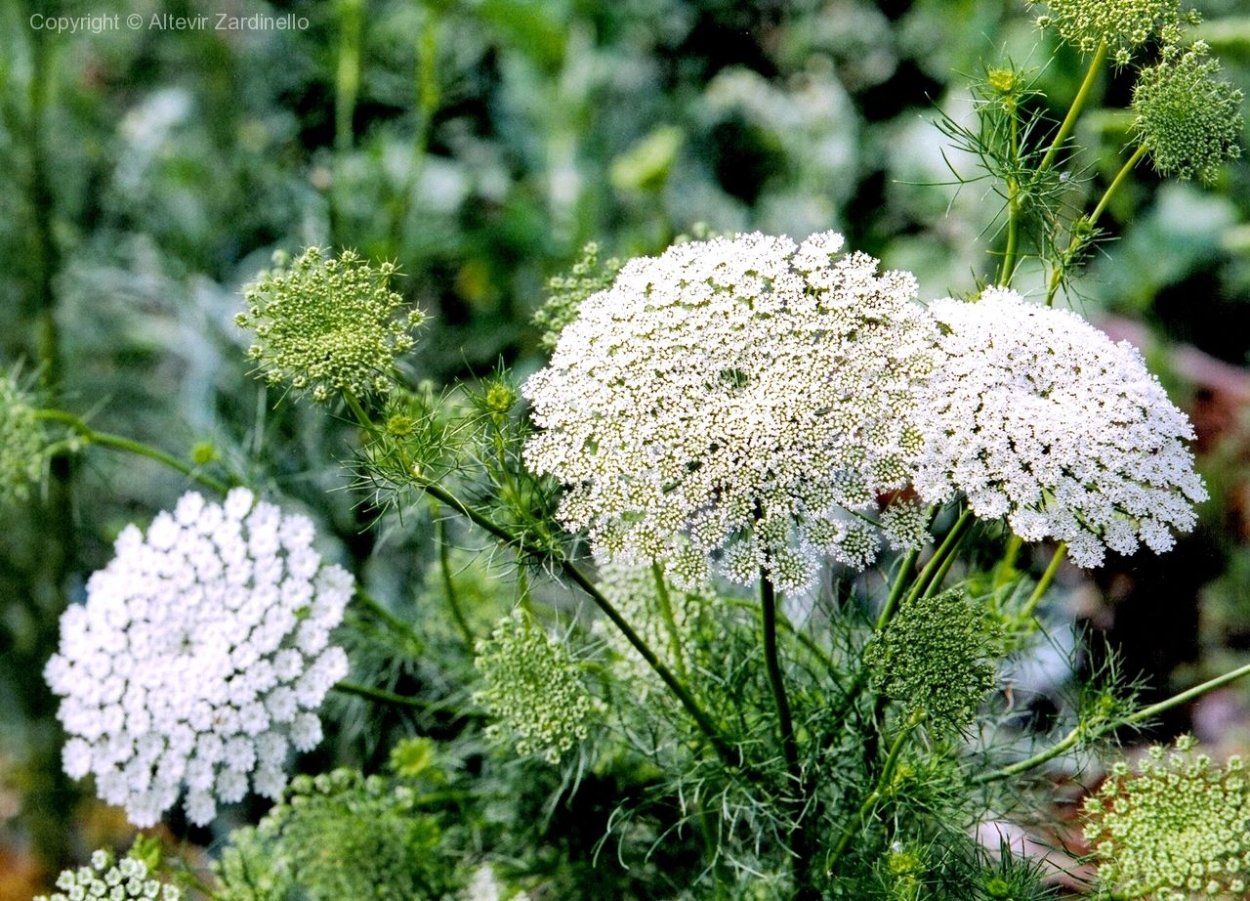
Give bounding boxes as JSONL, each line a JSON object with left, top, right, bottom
{"left": 913, "top": 289, "right": 1207, "bottom": 566}
{"left": 36, "top": 850, "right": 180, "bottom": 901}
{"left": 45, "top": 489, "right": 353, "bottom": 827}
{"left": 524, "top": 232, "right": 935, "bottom": 592}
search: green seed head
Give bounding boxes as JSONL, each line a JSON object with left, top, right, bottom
{"left": 237, "top": 247, "right": 425, "bottom": 404}
{"left": 1133, "top": 41, "right": 1245, "bottom": 184}
{"left": 0, "top": 369, "right": 46, "bottom": 507}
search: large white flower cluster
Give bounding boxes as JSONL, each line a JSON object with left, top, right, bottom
{"left": 44, "top": 489, "right": 353, "bottom": 827}
{"left": 913, "top": 289, "right": 1208, "bottom": 567}
{"left": 524, "top": 232, "right": 935, "bottom": 592}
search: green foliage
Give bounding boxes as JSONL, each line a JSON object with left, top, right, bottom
{"left": 214, "top": 767, "right": 464, "bottom": 900}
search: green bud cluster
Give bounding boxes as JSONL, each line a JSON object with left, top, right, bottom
{"left": 1028, "top": 0, "right": 1190, "bottom": 64}
{"left": 1133, "top": 41, "right": 1245, "bottom": 184}
{"left": 533, "top": 242, "right": 621, "bottom": 351}
{"left": 865, "top": 589, "right": 999, "bottom": 735}
{"left": 214, "top": 767, "right": 457, "bottom": 900}
{"left": 237, "top": 247, "right": 425, "bottom": 403}
{"left": 1083, "top": 736, "right": 1250, "bottom": 900}
{"left": 474, "top": 610, "right": 600, "bottom": 764}
{"left": 0, "top": 369, "right": 45, "bottom": 507}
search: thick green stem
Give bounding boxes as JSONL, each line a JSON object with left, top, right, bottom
{"left": 998, "top": 101, "right": 1021, "bottom": 285}
{"left": 35, "top": 409, "right": 230, "bottom": 494}
{"left": 905, "top": 509, "right": 974, "bottom": 606}
{"left": 1035, "top": 40, "right": 1108, "bottom": 176}
{"left": 1020, "top": 541, "right": 1066, "bottom": 622}
{"left": 974, "top": 660, "right": 1250, "bottom": 785}
{"left": 761, "top": 573, "right": 801, "bottom": 786}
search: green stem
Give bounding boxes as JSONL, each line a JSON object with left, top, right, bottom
{"left": 905, "top": 509, "right": 974, "bottom": 606}
{"left": 761, "top": 572, "right": 801, "bottom": 787}
{"left": 652, "top": 561, "right": 690, "bottom": 683}
{"left": 354, "top": 587, "right": 424, "bottom": 650}
{"left": 974, "top": 660, "right": 1250, "bottom": 785}
{"left": 1035, "top": 40, "right": 1108, "bottom": 176}
{"left": 826, "top": 710, "right": 923, "bottom": 873}
{"left": 435, "top": 512, "right": 475, "bottom": 648}
{"left": 1020, "top": 541, "right": 1066, "bottom": 621}
{"left": 1089, "top": 143, "right": 1149, "bottom": 226}
{"left": 333, "top": 681, "right": 483, "bottom": 720}
{"left": 998, "top": 101, "right": 1021, "bottom": 286}
{"left": 1045, "top": 143, "right": 1149, "bottom": 306}
{"left": 342, "top": 394, "right": 741, "bottom": 770}
{"left": 726, "top": 597, "right": 841, "bottom": 681}
{"left": 35, "top": 409, "right": 230, "bottom": 494}
{"left": 876, "top": 548, "right": 922, "bottom": 632}
{"left": 921, "top": 521, "right": 973, "bottom": 599}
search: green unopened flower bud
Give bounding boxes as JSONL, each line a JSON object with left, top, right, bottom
{"left": 1133, "top": 41, "right": 1245, "bottom": 184}
{"left": 533, "top": 243, "right": 621, "bottom": 351}
{"left": 237, "top": 247, "right": 425, "bottom": 404}
{"left": 865, "top": 588, "right": 999, "bottom": 735}
{"left": 987, "top": 68, "right": 1017, "bottom": 96}
{"left": 483, "top": 380, "right": 515, "bottom": 420}
{"left": 190, "top": 441, "right": 219, "bottom": 466}
{"left": 0, "top": 369, "right": 46, "bottom": 507}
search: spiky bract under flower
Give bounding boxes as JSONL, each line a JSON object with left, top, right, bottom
{"left": 865, "top": 589, "right": 998, "bottom": 734}
{"left": 0, "top": 368, "right": 45, "bottom": 506}
{"left": 1083, "top": 736, "right": 1250, "bottom": 900}
{"left": 524, "top": 232, "right": 935, "bottom": 592}
{"left": 1133, "top": 41, "right": 1245, "bottom": 184}
{"left": 1029, "top": 0, "right": 1183, "bottom": 64}
{"left": 474, "top": 610, "right": 600, "bottom": 764}
{"left": 913, "top": 288, "right": 1206, "bottom": 567}
{"left": 237, "top": 247, "right": 424, "bottom": 403}
{"left": 44, "top": 489, "right": 352, "bottom": 826}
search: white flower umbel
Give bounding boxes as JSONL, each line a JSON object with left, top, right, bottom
{"left": 913, "top": 289, "right": 1207, "bottom": 567}
{"left": 44, "top": 489, "right": 353, "bottom": 827}
{"left": 524, "top": 232, "right": 935, "bottom": 592}
{"left": 36, "top": 850, "right": 181, "bottom": 901}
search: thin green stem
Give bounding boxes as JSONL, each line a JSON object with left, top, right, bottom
{"left": 652, "top": 561, "right": 690, "bottom": 683}
{"left": 922, "top": 520, "right": 974, "bottom": 599}
{"left": 354, "top": 587, "right": 424, "bottom": 650}
{"left": 1035, "top": 40, "right": 1108, "bottom": 176}
{"left": 826, "top": 710, "right": 923, "bottom": 872}
{"left": 1045, "top": 143, "right": 1149, "bottom": 306}
{"left": 435, "top": 512, "right": 475, "bottom": 648}
{"left": 1020, "top": 541, "right": 1066, "bottom": 622}
{"left": 333, "top": 681, "right": 483, "bottom": 720}
{"left": 341, "top": 393, "right": 741, "bottom": 770}
{"left": 974, "top": 660, "right": 1250, "bottom": 785}
{"left": 35, "top": 409, "right": 230, "bottom": 494}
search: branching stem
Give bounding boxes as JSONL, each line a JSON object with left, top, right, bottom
{"left": 35, "top": 409, "right": 230, "bottom": 494}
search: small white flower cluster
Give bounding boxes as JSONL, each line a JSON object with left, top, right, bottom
{"left": 913, "top": 289, "right": 1208, "bottom": 567}
{"left": 524, "top": 232, "right": 935, "bottom": 592}
{"left": 45, "top": 489, "right": 353, "bottom": 827}
{"left": 36, "top": 849, "right": 181, "bottom": 901}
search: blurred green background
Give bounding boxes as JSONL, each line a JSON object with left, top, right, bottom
{"left": 1, "top": 0, "right": 1249, "bottom": 894}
